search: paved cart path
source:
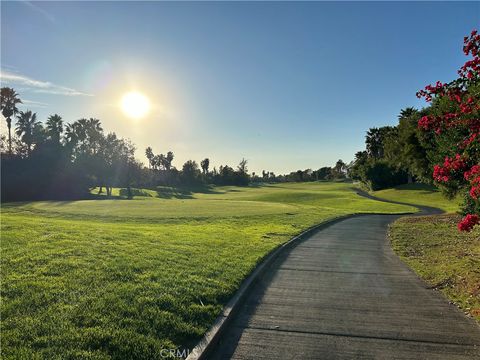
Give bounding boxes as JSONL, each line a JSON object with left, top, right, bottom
{"left": 209, "top": 202, "right": 480, "bottom": 359}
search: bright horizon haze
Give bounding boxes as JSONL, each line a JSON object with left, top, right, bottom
{"left": 1, "top": 1, "right": 478, "bottom": 174}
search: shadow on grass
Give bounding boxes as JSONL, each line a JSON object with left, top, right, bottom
{"left": 153, "top": 184, "right": 225, "bottom": 199}
{"left": 393, "top": 183, "right": 439, "bottom": 194}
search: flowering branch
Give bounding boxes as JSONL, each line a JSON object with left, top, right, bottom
{"left": 416, "top": 30, "right": 480, "bottom": 231}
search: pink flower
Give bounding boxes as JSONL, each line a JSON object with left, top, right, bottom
{"left": 458, "top": 214, "right": 480, "bottom": 232}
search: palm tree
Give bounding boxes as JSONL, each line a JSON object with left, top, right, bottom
{"left": 398, "top": 107, "right": 418, "bottom": 121}
{"left": 0, "top": 87, "right": 22, "bottom": 154}
{"left": 145, "top": 146, "right": 154, "bottom": 169}
{"left": 86, "top": 118, "right": 103, "bottom": 154}
{"left": 73, "top": 118, "right": 89, "bottom": 153}
{"left": 153, "top": 154, "right": 162, "bottom": 170}
{"left": 65, "top": 122, "right": 78, "bottom": 144}
{"left": 46, "top": 114, "right": 63, "bottom": 144}
{"left": 200, "top": 158, "right": 210, "bottom": 174}
{"left": 165, "top": 151, "right": 174, "bottom": 170}
{"left": 15, "top": 110, "right": 40, "bottom": 156}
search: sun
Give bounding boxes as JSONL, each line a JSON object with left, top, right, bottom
{"left": 121, "top": 91, "right": 150, "bottom": 119}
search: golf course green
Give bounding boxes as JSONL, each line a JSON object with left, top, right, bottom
{"left": 1, "top": 182, "right": 414, "bottom": 359}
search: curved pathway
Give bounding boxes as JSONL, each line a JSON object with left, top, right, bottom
{"left": 209, "top": 193, "right": 480, "bottom": 359}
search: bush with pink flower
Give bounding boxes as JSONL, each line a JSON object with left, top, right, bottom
{"left": 416, "top": 30, "right": 480, "bottom": 231}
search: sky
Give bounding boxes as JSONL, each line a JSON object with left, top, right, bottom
{"left": 1, "top": 1, "right": 479, "bottom": 174}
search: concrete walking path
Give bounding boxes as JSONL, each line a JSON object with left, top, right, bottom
{"left": 209, "top": 202, "right": 480, "bottom": 359}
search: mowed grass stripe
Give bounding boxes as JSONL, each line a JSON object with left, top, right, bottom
{"left": 373, "top": 183, "right": 461, "bottom": 213}
{"left": 1, "top": 182, "right": 414, "bottom": 359}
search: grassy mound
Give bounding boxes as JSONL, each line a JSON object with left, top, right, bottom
{"left": 389, "top": 214, "right": 480, "bottom": 322}
{"left": 373, "top": 183, "right": 461, "bottom": 213}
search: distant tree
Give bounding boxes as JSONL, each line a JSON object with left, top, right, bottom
{"left": 74, "top": 118, "right": 88, "bottom": 152}
{"left": 365, "top": 126, "right": 396, "bottom": 159}
{"left": 1, "top": 87, "right": 22, "bottom": 154}
{"left": 159, "top": 154, "right": 169, "bottom": 170}
{"left": 237, "top": 158, "right": 248, "bottom": 174}
{"left": 153, "top": 154, "right": 162, "bottom": 170}
{"left": 46, "top": 114, "right": 63, "bottom": 144}
{"left": 200, "top": 158, "right": 210, "bottom": 174}
{"left": 64, "top": 118, "right": 104, "bottom": 158}
{"left": 316, "top": 167, "right": 332, "bottom": 180}
{"left": 348, "top": 151, "right": 368, "bottom": 180}
{"left": 383, "top": 107, "right": 432, "bottom": 183}
{"left": 333, "top": 159, "right": 347, "bottom": 179}
{"left": 86, "top": 118, "right": 103, "bottom": 155}
{"left": 145, "top": 147, "right": 154, "bottom": 169}
{"left": 98, "top": 132, "right": 136, "bottom": 196}
{"left": 64, "top": 122, "right": 80, "bottom": 157}
{"left": 15, "top": 110, "right": 41, "bottom": 156}
{"left": 218, "top": 165, "right": 236, "bottom": 184}
{"left": 296, "top": 170, "right": 304, "bottom": 181}
{"left": 181, "top": 160, "right": 200, "bottom": 184}
{"left": 165, "top": 151, "right": 174, "bottom": 171}
{"left": 363, "top": 160, "right": 408, "bottom": 190}
{"left": 398, "top": 107, "right": 418, "bottom": 120}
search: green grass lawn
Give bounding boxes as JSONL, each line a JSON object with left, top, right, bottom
{"left": 373, "top": 183, "right": 461, "bottom": 213}
{"left": 380, "top": 183, "right": 479, "bottom": 322}
{"left": 1, "top": 182, "right": 414, "bottom": 359}
{"left": 389, "top": 214, "right": 480, "bottom": 322}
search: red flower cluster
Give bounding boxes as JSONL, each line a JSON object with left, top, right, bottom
{"left": 465, "top": 166, "right": 480, "bottom": 200}
{"left": 416, "top": 81, "right": 446, "bottom": 102}
{"left": 417, "top": 113, "right": 462, "bottom": 133}
{"left": 461, "top": 132, "right": 478, "bottom": 148}
{"left": 446, "top": 154, "right": 467, "bottom": 171}
{"left": 464, "top": 165, "right": 480, "bottom": 180}
{"left": 433, "top": 164, "right": 450, "bottom": 183}
{"left": 432, "top": 154, "right": 466, "bottom": 183}
{"left": 418, "top": 115, "right": 434, "bottom": 130}
{"left": 463, "top": 30, "right": 480, "bottom": 57}
{"left": 417, "top": 29, "right": 480, "bottom": 231}
{"left": 470, "top": 182, "right": 480, "bottom": 200}
{"left": 457, "top": 214, "right": 480, "bottom": 232}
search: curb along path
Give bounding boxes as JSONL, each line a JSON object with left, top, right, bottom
{"left": 190, "top": 192, "right": 480, "bottom": 359}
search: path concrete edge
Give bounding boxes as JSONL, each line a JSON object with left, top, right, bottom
{"left": 185, "top": 210, "right": 413, "bottom": 360}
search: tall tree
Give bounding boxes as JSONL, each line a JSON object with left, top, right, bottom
{"left": 15, "top": 110, "right": 41, "bottom": 156}
{"left": 145, "top": 147, "right": 154, "bottom": 169}
{"left": 333, "top": 159, "right": 347, "bottom": 178}
{"left": 0, "top": 87, "right": 22, "bottom": 154}
{"left": 181, "top": 160, "right": 200, "bottom": 184}
{"left": 398, "top": 107, "right": 418, "bottom": 121}
{"left": 384, "top": 107, "right": 431, "bottom": 183}
{"left": 237, "top": 158, "right": 248, "bottom": 174}
{"left": 64, "top": 122, "right": 79, "bottom": 157}
{"left": 165, "top": 151, "right": 174, "bottom": 170}
{"left": 46, "top": 114, "right": 63, "bottom": 144}
{"left": 200, "top": 158, "right": 210, "bottom": 174}
{"left": 365, "top": 126, "right": 396, "bottom": 159}
{"left": 86, "top": 118, "right": 103, "bottom": 155}
{"left": 153, "top": 154, "right": 162, "bottom": 170}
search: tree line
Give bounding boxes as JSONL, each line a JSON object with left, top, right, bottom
{"left": 1, "top": 89, "right": 141, "bottom": 201}
{"left": 1, "top": 87, "right": 348, "bottom": 202}
{"left": 348, "top": 107, "right": 433, "bottom": 190}
{"left": 349, "top": 30, "right": 479, "bottom": 231}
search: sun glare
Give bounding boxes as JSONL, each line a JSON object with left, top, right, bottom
{"left": 121, "top": 91, "right": 150, "bottom": 119}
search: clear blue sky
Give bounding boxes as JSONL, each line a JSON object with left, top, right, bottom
{"left": 1, "top": 1, "right": 479, "bottom": 174}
